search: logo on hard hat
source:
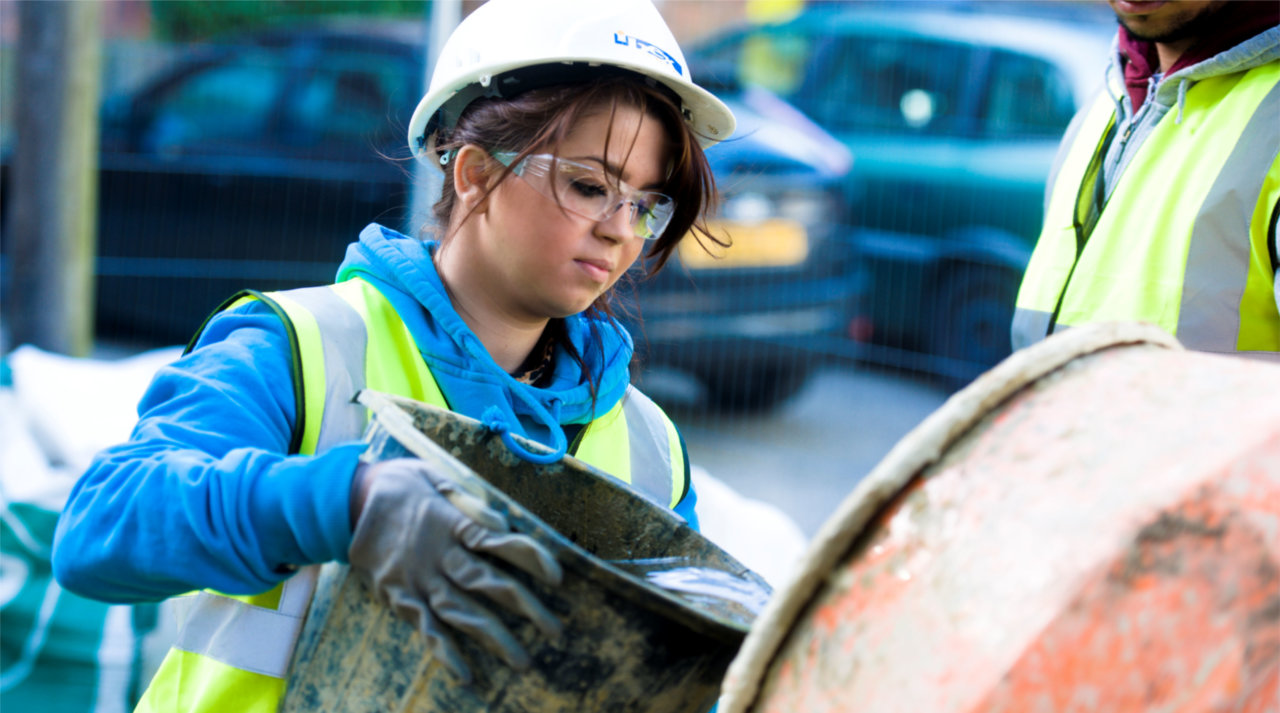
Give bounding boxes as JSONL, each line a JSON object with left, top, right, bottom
{"left": 613, "top": 33, "right": 683, "bottom": 77}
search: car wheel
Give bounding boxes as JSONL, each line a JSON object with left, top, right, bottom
{"left": 929, "top": 266, "right": 1018, "bottom": 385}
{"left": 701, "top": 363, "right": 812, "bottom": 414}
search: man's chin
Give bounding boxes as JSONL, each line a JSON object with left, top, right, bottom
{"left": 1120, "top": 22, "right": 1191, "bottom": 44}
{"left": 1113, "top": 0, "right": 1228, "bottom": 44}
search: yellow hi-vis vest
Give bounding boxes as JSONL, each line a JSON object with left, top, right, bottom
{"left": 1012, "top": 60, "right": 1280, "bottom": 358}
{"left": 136, "top": 277, "right": 687, "bottom": 713}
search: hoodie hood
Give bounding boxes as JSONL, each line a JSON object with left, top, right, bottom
{"left": 335, "top": 223, "right": 635, "bottom": 461}
{"left": 1116, "top": 3, "right": 1280, "bottom": 111}
{"left": 1107, "top": 24, "right": 1280, "bottom": 122}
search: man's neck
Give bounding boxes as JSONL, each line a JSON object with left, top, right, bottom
{"left": 1155, "top": 37, "right": 1198, "bottom": 75}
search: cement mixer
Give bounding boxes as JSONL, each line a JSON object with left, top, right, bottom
{"left": 720, "top": 322, "right": 1280, "bottom": 712}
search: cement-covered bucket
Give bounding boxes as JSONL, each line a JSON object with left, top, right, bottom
{"left": 720, "top": 322, "right": 1280, "bottom": 713}
{"left": 282, "top": 390, "right": 769, "bottom": 713}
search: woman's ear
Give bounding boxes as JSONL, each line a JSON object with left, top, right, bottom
{"left": 453, "top": 145, "right": 496, "bottom": 215}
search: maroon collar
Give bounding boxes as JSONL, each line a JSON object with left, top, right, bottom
{"left": 1118, "top": 3, "right": 1279, "bottom": 110}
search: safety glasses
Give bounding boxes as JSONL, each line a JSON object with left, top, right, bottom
{"left": 492, "top": 152, "right": 675, "bottom": 241}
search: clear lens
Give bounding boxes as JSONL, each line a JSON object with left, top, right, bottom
{"left": 496, "top": 153, "right": 674, "bottom": 240}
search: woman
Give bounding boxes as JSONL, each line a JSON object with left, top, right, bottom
{"left": 51, "top": 0, "right": 735, "bottom": 710}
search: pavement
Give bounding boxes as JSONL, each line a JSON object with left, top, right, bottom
{"left": 671, "top": 366, "right": 952, "bottom": 539}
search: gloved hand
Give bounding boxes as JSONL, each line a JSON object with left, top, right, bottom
{"left": 347, "top": 457, "right": 563, "bottom": 683}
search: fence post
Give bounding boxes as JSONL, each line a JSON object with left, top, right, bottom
{"left": 6, "top": 1, "right": 102, "bottom": 356}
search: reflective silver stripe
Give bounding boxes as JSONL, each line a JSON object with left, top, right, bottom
{"left": 1178, "top": 80, "right": 1280, "bottom": 351}
{"left": 1011, "top": 306, "right": 1055, "bottom": 351}
{"left": 281, "top": 286, "right": 370, "bottom": 451}
{"left": 1241, "top": 350, "right": 1280, "bottom": 363}
{"left": 173, "top": 566, "right": 319, "bottom": 679}
{"left": 619, "top": 386, "right": 675, "bottom": 507}
{"left": 278, "top": 565, "right": 320, "bottom": 613}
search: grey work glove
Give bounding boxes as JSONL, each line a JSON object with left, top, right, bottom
{"left": 348, "top": 458, "right": 564, "bottom": 683}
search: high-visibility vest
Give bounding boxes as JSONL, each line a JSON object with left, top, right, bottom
{"left": 136, "top": 277, "right": 687, "bottom": 712}
{"left": 1012, "top": 59, "right": 1280, "bottom": 358}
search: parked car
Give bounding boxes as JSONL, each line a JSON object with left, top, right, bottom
{"left": 1, "top": 19, "right": 864, "bottom": 412}
{"left": 691, "top": 2, "right": 1114, "bottom": 385}
{"left": 75, "top": 21, "right": 425, "bottom": 342}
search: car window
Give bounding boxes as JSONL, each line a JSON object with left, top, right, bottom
{"left": 795, "top": 34, "right": 972, "bottom": 136}
{"left": 981, "top": 51, "right": 1077, "bottom": 138}
{"left": 699, "top": 28, "right": 973, "bottom": 136}
{"left": 287, "top": 50, "right": 413, "bottom": 158}
{"left": 142, "top": 49, "right": 288, "bottom": 156}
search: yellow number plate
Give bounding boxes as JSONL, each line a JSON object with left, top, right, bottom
{"left": 678, "top": 219, "right": 809, "bottom": 269}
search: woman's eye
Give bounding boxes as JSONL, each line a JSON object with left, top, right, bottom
{"left": 568, "top": 178, "right": 609, "bottom": 200}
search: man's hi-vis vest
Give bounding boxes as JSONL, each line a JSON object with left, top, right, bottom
{"left": 1012, "top": 59, "right": 1280, "bottom": 358}
{"left": 136, "top": 277, "right": 687, "bottom": 713}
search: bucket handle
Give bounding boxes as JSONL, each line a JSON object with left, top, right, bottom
{"left": 354, "top": 389, "right": 493, "bottom": 505}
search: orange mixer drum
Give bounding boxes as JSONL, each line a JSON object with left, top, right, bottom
{"left": 720, "top": 323, "right": 1280, "bottom": 713}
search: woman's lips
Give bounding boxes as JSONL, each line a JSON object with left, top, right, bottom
{"left": 576, "top": 259, "right": 611, "bottom": 282}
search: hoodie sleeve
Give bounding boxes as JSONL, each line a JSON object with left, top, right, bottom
{"left": 51, "top": 304, "right": 364, "bottom": 603}
{"left": 673, "top": 481, "right": 700, "bottom": 532}
{"left": 672, "top": 431, "right": 700, "bottom": 532}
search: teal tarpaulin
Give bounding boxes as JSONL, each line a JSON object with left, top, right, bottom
{"left": 2, "top": 501, "right": 157, "bottom": 713}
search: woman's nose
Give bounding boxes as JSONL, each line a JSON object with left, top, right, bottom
{"left": 594, "top": 201, "right": 635, "bottom": 243}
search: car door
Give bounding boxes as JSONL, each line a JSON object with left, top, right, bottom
{"left": 96, "top": 36, "right": 424, "bottom": 344}
{"left": 790, "top": 30, "right": 983, "bottom": 240}
{"left": 969, "top": 48, "right": 1080, "bottom": 243}
{"left": 97, "top": 44, "right": 306, "bottom": 341}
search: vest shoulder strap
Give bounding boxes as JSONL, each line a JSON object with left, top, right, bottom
{"left": 187, "top": 289, "right": 312, "bottom": 453}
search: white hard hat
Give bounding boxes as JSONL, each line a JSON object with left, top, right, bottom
{"left": 406, "top": 0, "right": 736, "bottom": 167}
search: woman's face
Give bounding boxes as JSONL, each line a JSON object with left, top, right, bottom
{"left": 474, "top": 104, "right": 669, "bottom": 321}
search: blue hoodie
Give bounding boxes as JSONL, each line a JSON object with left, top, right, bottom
{"left": 52, "top": 224, "right": 697, "bottom": 603}
{"left": 339, "top": 224, "right": 634, "bottom": 454}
